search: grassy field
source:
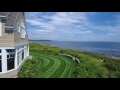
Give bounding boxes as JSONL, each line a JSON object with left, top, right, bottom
{"left": 18, "top": 52, "right": 77, "bottom": 78}
{"left": 18, "top": 43, "right": 120, "bottom": 78}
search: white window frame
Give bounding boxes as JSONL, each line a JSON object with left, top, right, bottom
{"left": 0, "top": 19, "right": 2, "bottom": 36}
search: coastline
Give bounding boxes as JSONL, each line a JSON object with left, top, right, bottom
{"left": 36, "top": 42, "right": 120, "bottom": 60}
{"left": 38, "top": 42, "right": 120, "bottom": 59}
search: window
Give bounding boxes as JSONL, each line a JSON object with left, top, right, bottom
{"left": 6, "top": 49, "right": 15, "bottom": 53}
{"left": 20, "top": 27, "right": 26, "bottom": 38}
{"left": 7, "top": 54, "right": 15, "bottom": 70}
{"left": 17, "top": 23, "right": 19, "bottom": 33}
{"left": 0, "top": 19, "right": 2, "bottom": 36}
{"left": 17, "top": 47, "right": 26, "bottom": 66}
{"left": 24, "top": 47, "right": 27, "bottom": 58}
{"left": 20, "top": 19, "right": 26, "bottom": 39}
{"left": 0, "top": 49, "right": 1, "bottom": 53}
{"left": 0, "top": 56, "right": 2, "bottom": 72}
{"left": 17, "top": 51, "right": 22, "bottom": 66}
{"left": 22, "top": 50, "right": 24, "bottom": 60}
{"left": 17, "top": 55, "right": 19, "bottom": 66}
{"left": 6, "top": 49, "right": 15, "bottom": 71}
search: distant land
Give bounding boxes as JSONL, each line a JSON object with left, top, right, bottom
{"left": 29, "top": 40, "right": 51, "bottom": 41}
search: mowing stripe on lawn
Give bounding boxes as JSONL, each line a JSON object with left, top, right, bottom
{"left": 34, "top": 55, "right": 51, "bottom": 77}
{"left": 30, "top": 53, "right": 77, "bottom": 78}
{"left": 59, "top": 57, "right": 73, "bottom": 78}
{"left": 49, "top": 56, "right": 67, "bottom": 78}
{"left": 41, "top": 57, "right": 61, "bottom": 78}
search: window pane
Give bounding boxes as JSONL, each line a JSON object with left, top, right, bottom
{"left": 0, "top": 49, "right": 1, "bottom": 53}
{"left": 17, "top": 55, "right": 19, "bottom": 66}
{"left": 10, "top": 55, "right": 12, "bottom": 58}
{"left": 7, "top": 58, "right": 15, "bottom": 70}
{"left": 22, "top": 51, "right": 24, "bottom": 60}
{"left": 6, "top": 49, "right": 15, "bottom": 53}
{"left": 7, "top": 55, "right": 9, "bottom": 58}
{"left": 0, "top": 60, "right": 2, "bottom": 72}
{"left": 7, "top": 49, "right": 9, "bottom": 52}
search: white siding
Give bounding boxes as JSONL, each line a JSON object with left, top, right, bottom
{"left": 0, "top": 19, "right": 2, "bottom": 36}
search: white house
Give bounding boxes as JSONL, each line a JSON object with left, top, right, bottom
{"left": 0, "top": 12, "right": 29, "bottom": 78}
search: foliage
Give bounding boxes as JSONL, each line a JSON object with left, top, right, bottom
{"left": 18, "top": 59, "right": 37, "bottom": 78}
{"left": 18, "top": 43, "right": 120, "bottom": 78}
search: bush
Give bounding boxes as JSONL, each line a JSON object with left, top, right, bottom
{"left": 18, "top": 59, "right": 37, "bottom": 78}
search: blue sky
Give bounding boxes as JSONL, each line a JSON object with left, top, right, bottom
{"left": 25, "top": 12, "right": 120, "bottom": 42}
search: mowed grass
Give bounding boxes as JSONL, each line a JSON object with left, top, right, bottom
{"left": 18, "top": 52, "right": 77, "bottom": 78}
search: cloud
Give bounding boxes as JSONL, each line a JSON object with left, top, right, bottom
{"left": 26, "top": 12, "right": 120, "bottom": 41}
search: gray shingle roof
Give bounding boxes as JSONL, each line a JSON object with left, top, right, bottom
{"left": 0, "top": 12, "right": 18, "bottom": 26}
{"left": 5, "top": 12, "right": 18, "bottom": 26}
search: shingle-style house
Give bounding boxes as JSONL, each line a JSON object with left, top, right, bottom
{"left": 0, "top": 12, "right": 29, "bottom": 78}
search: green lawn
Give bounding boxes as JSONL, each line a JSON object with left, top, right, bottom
{"left": 18, "top": 52, "right": 77, "bottom": 78}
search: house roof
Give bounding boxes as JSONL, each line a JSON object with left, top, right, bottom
{"left": 0, "top": 12, "right": 18, "bottom": 27}
{"left": 5, "top": 12, "right": 18, "bottom": 26}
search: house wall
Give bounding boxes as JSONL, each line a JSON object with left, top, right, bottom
{"left": 14, "top": 12, "right": 29, "bottom": 46}
{"left": 0, "top": 44, "right": 30, "bottom": 78}
{"left": 0, "top": 55, "right": 29, "bottom": 78}
{"left": 0, "top": 19, "right": 14, "bottom": 47}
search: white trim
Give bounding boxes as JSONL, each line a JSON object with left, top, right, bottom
{"left": 15, "top": 43, "right": 29, "bottom": 47}
{"left": 0, "top": 47, "right": 15, "bottom": 49}
{"left": 0, "top": 15, "right": 6, "bottom": 18}
{"left": 5, "top": 26, "right": 14, "bottom": 29}
{"left": 0, "top": 19, "right": 1, "bottom": 36}
{"left": 15, "top": 48, "right": 18, "bottom": 69}
{"left": 5, "top": 26, "right": 14, "bottom": 31}
{"left": 1, "top": 48, "right": 7, "bottom": 73}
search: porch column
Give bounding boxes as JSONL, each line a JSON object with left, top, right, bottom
{"left": 15, "top": 48, "right": 18, "bottom": 69}
{"left": 2, "top": 48, "right": 7, "bottom": 73}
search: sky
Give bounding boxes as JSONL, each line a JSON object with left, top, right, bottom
{"left": 25, "top": 12, "right": 120, "bottom": 42}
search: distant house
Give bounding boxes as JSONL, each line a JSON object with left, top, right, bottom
{"left": 0, "top": 12, "right": 29, "bottom": 78}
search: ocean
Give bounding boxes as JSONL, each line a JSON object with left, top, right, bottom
{"left": 30, "top": 41, "right": 120, "bottom": 58}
